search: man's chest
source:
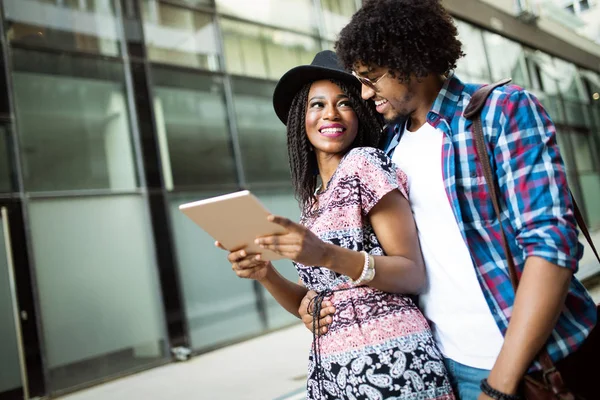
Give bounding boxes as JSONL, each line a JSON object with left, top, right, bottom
{"left": 392, "top": 123, "right": 496, "bottom": 225}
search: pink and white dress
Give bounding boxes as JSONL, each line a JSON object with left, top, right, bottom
{"left": 296, "top": 147, "right": 455, "bottom": 400}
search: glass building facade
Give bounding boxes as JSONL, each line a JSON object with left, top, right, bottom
{"left": 0, "top": 1, "right": 599, "bottom": 399}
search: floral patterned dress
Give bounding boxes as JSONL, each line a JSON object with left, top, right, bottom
{"left": 295, "top": 147, "right": 455, "bottom": 400}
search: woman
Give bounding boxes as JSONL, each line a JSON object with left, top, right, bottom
{"left": 218, "top": 51, "right": 455, "bottom": 400}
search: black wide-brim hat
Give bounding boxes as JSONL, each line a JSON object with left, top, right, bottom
{"left": 273, "top": 50, "right": 360, "bottom": 125}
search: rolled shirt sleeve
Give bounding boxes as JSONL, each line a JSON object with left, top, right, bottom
{"left": 493, "top": 88, "right": 583, "bottom": 272}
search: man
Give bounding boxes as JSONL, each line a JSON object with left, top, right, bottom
{"left": 297, "top": 0, "right": 597, "bottom": 399}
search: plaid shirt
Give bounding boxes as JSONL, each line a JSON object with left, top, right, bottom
{"left": 382, "top": 74, "right": 597, "bottom": 366}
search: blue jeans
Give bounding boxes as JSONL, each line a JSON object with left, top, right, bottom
{"left": 444, "top": 358, "right": 491, "bottom": 400}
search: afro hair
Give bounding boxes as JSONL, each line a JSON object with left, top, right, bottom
{"left": 335, "top": 0, "right": 464, "bottom": 82}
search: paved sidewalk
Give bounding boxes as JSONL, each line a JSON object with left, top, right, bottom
{"left": 59, "top": 324, "right": 312, "bottom": 400}
{"left": 58, "top": 281, "right": 600, "bottom": 400}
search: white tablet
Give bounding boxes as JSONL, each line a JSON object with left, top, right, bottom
{"left": 178, "top": 190, "right": 287, "bottom": 261}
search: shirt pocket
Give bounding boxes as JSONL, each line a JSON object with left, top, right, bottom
{"left": 456, "top": 154, "right": 497, "bottom": 224}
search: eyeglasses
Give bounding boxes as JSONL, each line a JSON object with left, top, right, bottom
{"left": 352, "top": 70, "right": 388, "bottom": 91}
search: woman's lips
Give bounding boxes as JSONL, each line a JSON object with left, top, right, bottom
{"left": 319, "top": 124, "right": 346, "bottom": 138}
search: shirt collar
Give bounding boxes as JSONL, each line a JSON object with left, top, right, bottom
{"left": 426, "top": 73, "right": 465, "bottom": 129}
{"left": 384, "top": 73, "right": 466, "bottom": 154}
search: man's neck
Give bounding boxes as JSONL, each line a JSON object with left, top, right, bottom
{"left": 408, "top": 74, "right": 445, "bottom": 131}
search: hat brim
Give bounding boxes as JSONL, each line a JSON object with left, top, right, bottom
{"left": 272, "top": 65, "right": 360, "bottom": 125}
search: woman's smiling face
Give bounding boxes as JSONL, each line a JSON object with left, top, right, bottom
{"left": 304, "top": 80, "right": 359, "bottom": 157}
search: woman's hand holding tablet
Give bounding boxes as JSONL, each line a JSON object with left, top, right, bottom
{"left": 178, "top": 190, "right": 287, "bottom": 261}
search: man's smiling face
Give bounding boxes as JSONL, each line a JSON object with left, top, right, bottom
{"left": 353, "top": 62, "right": 418, "bottom": 123}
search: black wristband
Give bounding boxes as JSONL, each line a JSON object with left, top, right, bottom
{"left": 480, "top": 378, "right": 522, "bottom": 400}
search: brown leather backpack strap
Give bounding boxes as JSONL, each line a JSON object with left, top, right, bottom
{"left": 471, "top": 115, "right": 520, "bottom": 289}
{"left": 538, "top": 351, "right": 571, "bottom": 397}
{"left": 467, "top": 79, "right": 520, "bottom": 289}
{"left": 464, "top": 78, "right": 512, "bottom": 119}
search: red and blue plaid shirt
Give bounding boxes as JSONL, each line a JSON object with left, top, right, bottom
{"left": 383, "top": 74, "right": 597, "bottom": 365}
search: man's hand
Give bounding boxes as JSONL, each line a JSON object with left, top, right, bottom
{"left": 485, "top": 256, "right": 572, "bottom": 395}
{"left": 298, "top": 290, "right": 336, "bottom": 335}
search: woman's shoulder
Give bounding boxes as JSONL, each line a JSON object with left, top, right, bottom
{"left": 337, "top": 146, "right": 409, "bottom": 201}
{"left": 340, "top": 147, "right": 393, "bottom": 172}
{"left": 344, "top": 146, "right": 390, "bottom": 163}
{"left": 338, "top": 147, "right": 397, "bottom": 177}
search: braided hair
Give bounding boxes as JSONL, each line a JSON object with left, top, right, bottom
{"left": 286, "top": 79, "right": 384, "bottom": 212}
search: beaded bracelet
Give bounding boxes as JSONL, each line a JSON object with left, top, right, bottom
{"left": 350, "top": 251, "right": 375, "bottom": 286}
{"left": 480, "top": 378, "right": 522, "bottom": 400}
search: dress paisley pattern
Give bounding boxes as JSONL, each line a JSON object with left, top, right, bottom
{"left": 296, "top": 147, "right": 455, "bottom": 400}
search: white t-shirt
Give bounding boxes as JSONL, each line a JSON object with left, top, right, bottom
{"left": 392, "top": 121, "right": 504, "bottom": 369}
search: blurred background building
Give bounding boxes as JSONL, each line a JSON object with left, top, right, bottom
{"left": 0, "top": 0, "right": 599, "bottom": 399}
{"left": 532, "top": 0, "right": 600, "bottom": 44}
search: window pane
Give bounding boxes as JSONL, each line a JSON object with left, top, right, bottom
{"left": 580, "top": 69, "right": 600, "bottom": 103}
{"left": 571, "top": 133, "right": 595, "bottom": 172}
{"left": 454, "top": 21, "right": 490, "bottom": 83}
{"left": 581, "top": 173, "right": 600, "bottom": 229}
{"left": 231, "top": 78, "right": 288, "bottom": 185}
{"left": 526, "top": 50, "right": 560, "bottom": 95}
{"left": 320, "top": 0, "right": 358, "bottom": 40}
{"left": 29, "top": 196, "right": 167, "bottom": 392}
{"left": 534, "top": 89, "right": 564, "bottom": 124}
{"left": 590, "top": 106, "right": 600, "bottom": 131}
{"left": 151, "top": 67, "right": 237, "bottom": 189}
{"left": 221, "top": 19, "right": 320, "bottom": 80}
{"left": 3, "top": 0, "right": 121, "bottom": 56}
{"left": 0, "top": 126, "right": 11, "bottom": 192}
{"left": 141, "top": 1, "right": 219, "bottom": 70}
{"left": 563, "top": 100, "right": 593, "bottom": 127}
{"left": 555, "top": 128, "right": 577, "bottom": 173}
{"left": 12, "top": 49, "right": 138, "bottom": 192}
{"left": 554, "top": 130, "right": 588, "bottom": 218}
{"left": 580, "top": 0, "right": 590, "bottom": 12}
{"left": 168, "top": 192, "right": 264, "bottom": 350}
{"left": 582, "top": 70, "right": 600, "bottom": 92}
{"left": 553, "top": 58, "right": 585, "bottom": 101}
{"left": 0, "top": 217, "right": 22, "bottom": 394}
{"left": 170, "top": 0, "right": 213, "bottom": 7}
{"left": 222, "top": 21, "right": 266, "bottom": 77}
{"left": 482, "top": 32, "right": 529, "bottom": 88}
{"left": 254, "top": 190, "right": 300, "bottom": 329}
{"left": 216, "top": 0, "right": 317, "bottom": 34}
